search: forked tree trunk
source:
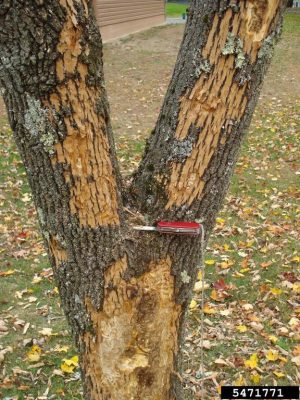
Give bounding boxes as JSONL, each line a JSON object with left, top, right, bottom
{"left": 0, "top": 0, "right": 287, "bottom": 399}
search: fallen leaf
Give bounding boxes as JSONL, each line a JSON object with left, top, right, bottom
{"left": 242, "top": 304, "right": 253, "bottom": 311}
{"left": 205, "top": 259, "right": 215, "bottom": 266}
{"left": 268, "top": 335, "right": 278, "bottom": 343}
{"left": 27, "top": 345, "right": 42, "bottom": 362}
{"left": 244, "top": 353, "right": 258, "bottom": 369}
{"left": 189, "top": 300, "right": 198, "bottom": 310}
{"left": 266, "top": 350, "right": 279, "bottom": 361}
{"left": 234, "top": 375, "right": 246, "bottom": 385}
{"left": 53, "top": 345, "right": 69, "bottom": 353}
{"left": 251, "top": 372, "right": 261, "bottom": 384}
{"left": 291, "top": 356, "right": 300, "bottom": 366}
{"left": 270, "top": 287, "right": 283, "bottom": 295}
{"left": 0, "top": 319, "right": 8, "bottom": 333}
{"left": 236, "top": 325, "right": 248, "bottom": 333}
{"left": 289, "top": 317, "right": 299, "bottom": 327}
{"left": 13, "top": 319, "right": 25, "bottom": 330}
{"left": 38, "top": 327, "right": 53, "bottom": 336}
{"left": 214, "top": 358, "right": 228, "bottom": 366}
{"left": 203, "top": 304, "right": 217, "bottom": 314}
{"left": 60, "top": 355, "right": 79, "bottom": 374}
{"left": 28, "top": 296, "right": 37, "bottom": 303}
{"left": 0, "top": 269, "right": 15, "bottom": 277}
{"left": 213, "top": 278, "right": 230, "bottom": 290}
{"left": 32, "top": 275, "right": 42, "bottom": 284}
{"left": 273, "top": 371, "right": 285, "bottom": 378}
{"left": 292, "top": 283, "right": 300, "bottom": 293}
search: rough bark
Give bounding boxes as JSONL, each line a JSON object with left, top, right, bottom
{"left": 0, "top": 0, "right": 287, "bottom": 399}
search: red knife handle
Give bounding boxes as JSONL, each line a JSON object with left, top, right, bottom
{"left": 156, "top": 221, "right": 201, "bottom": 236}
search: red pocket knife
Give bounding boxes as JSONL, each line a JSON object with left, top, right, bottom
{"left": 133, "top": 221, "right": 201, "bottom": 236}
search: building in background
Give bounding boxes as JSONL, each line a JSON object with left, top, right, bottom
{"left": 93, "top": 0, "right": 166, "bottom": 41}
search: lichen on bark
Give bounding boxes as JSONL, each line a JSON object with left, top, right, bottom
{"left": 24, "top": 95, "right": 59, "bottom": 155}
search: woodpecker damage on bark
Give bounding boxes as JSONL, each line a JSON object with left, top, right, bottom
{"left": 0, "top": 0, "right": 287, "bottom": 399}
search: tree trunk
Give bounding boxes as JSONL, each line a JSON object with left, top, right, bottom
{"left": 0, "top": 0, "right": 287, "bottom": 399}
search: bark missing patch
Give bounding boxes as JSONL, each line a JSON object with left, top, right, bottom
{"left": 46, "top": 0, "right": 120, "bottom": 227}
{"left": 83, "top": 256, "right": 181, "bottom": 400}
{"left": 165, "top": 1, "right": 281, "bottom": 209}
{"left": 49, "top": 235, "right": 68, "bottom": 265}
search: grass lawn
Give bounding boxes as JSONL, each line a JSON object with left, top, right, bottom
{"left": 0, "top": 12, "right": 299, "bottom": 400}
{"left": 166, "top": 2, "right": 188, "bottom": 17}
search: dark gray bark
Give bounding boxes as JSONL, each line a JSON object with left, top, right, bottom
{"left": 0, "top": 0, "right": 287, "bottom": 399}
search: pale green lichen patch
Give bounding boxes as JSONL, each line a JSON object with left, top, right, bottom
{"left": 235, "top": 38, "right": 246, "bottom": 69}
{"left": 37, "top": 207, "right": 45, "bottom": 225}
{"left": 181, "top": 270, "right": 191, "bottom": 284}
{"left": 24, "top": 94, "right": 57, "bottom": 155}
{"left": 258, "top": 35, "right": 275, "bottom": 60}
{"left": 40, "top": 132, "right": 57, "bottom": 155}
{"left": 222, "top": 33, "right": 246, "bottom": 69}
{"left": 222, "top": 32, "right": 236, "bottom": 55}
{"left": 199, "top": 59, "right": 212, "bottom": 74}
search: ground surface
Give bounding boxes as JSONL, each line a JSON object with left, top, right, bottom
{"left": 0, "top": 12, "right": 299, "bottom": 400}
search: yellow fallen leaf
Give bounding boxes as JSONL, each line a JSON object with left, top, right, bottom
{"left": 205, "top": 259, "right": 215, "bottom": 266}
{"left": 268, "top": 335, "right": 278, "bottom": 343}
{"left": 292, "top": 283, "right": 300, "bottom": 293}
{"left": 54, "top": 345, "right": 69, "bottom": 353}
{"left": 244, "top": 353, "right": 258, "bottom": 369}
{"left": 251, "top": 372, "right": 261, "bottom": 384}
{"left": 266, "top": 350, "right": 279, "bottom": 361}
{"left": 236, "top": 325, "right": 248, "bottom": 333}
{"left": 273, "top": 371, "right": 285, "bottom": 378}
{"left": 223, "top": 244, "right": 231, "bottom": 251}
{"left": 60, "top": 362, "right": 75, "bottom": 374}
{"left": 203, "top": 304, "right": 217, "bottom": 314}
{"left": 197, "top": 270, "right": 203, "bottom": 280}
{"left": 210, "top": 289, "right": 219, "bottom": 301}
{"left": 219, "top": 260, "right": 234, "bottom": 269}
{"left": 240, "top": 268, "right": 250, "bottom": 273}
{"left": 234, "top": 375, "right": 246, "bottom": 386}
{"left": 292, "top": 256, "right": 300, "bottom": 263}
{"left": 27, "top": 345, "right": 42, "bottom": 362}
{"left": 61, "top": 355, "right": 79, "bottom": 374}
{"left": 216, "top": 218, "right": 225, "bottom": 225}
{"left": 189, "top": 300, "right": 198, "bottom": 310}
{"left": 32, "top": 276, "right": 42, "bottom": 284}
{"left": 279, "top": 356, "right": 287, "bottom": 363}
{"left": 0, "top": 269, "right": 15, "bottom": 277}
{"left": 270, "top": 287, "right": 282, "bottom": 295}
{"left": 65, "top": 355, "right": 78, "bottom": 366}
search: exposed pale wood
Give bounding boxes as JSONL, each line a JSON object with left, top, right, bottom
{"left": 83, "top": 256, "right": 181, "bottom": 400}
{"left": 166, "top": 0, "right": 281, "bottom": 209}
{"left": 47, "top": 2, "right": 120, "bottom": 227}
